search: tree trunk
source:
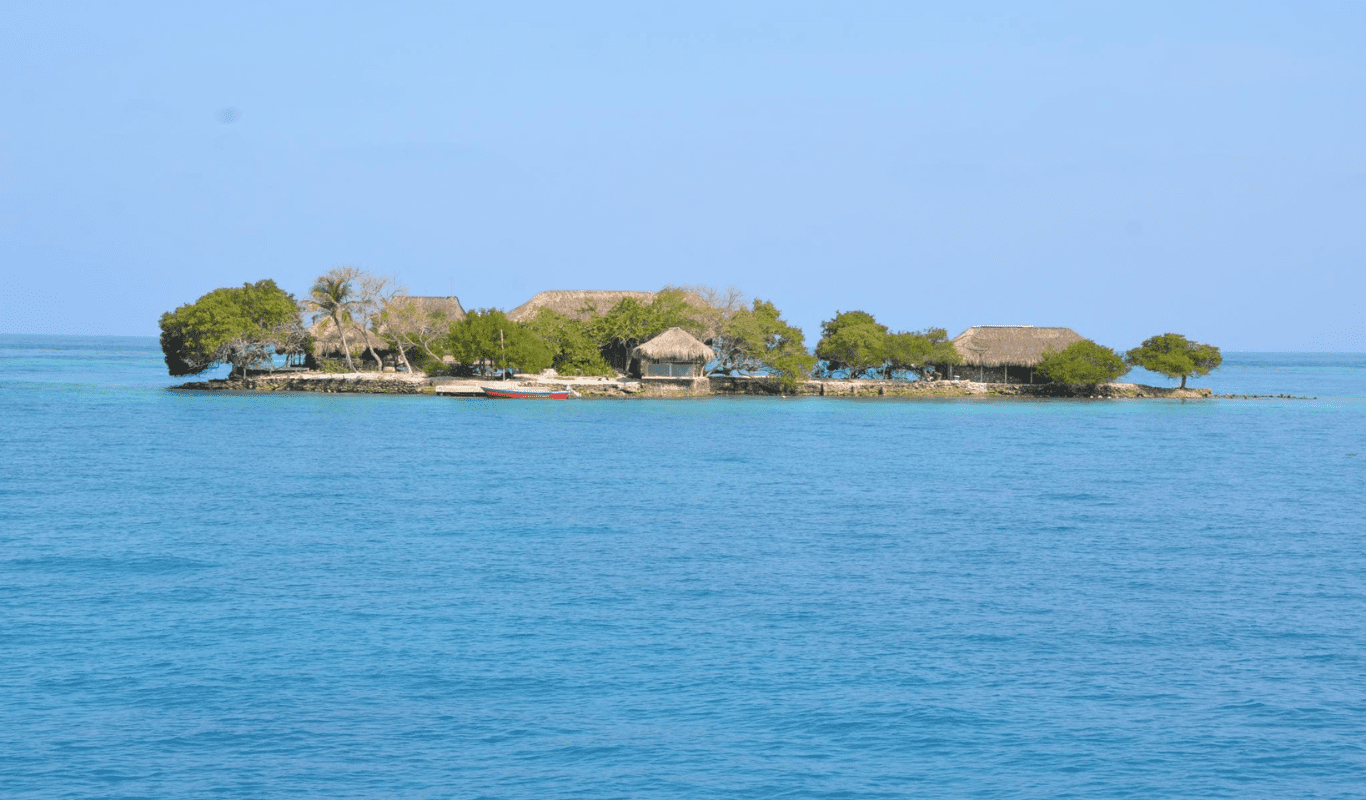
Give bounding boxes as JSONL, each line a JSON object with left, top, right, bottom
{"left": 360, "top": 328, "right": 384, "bottom": 371}
{"left": 1181, "top": 374, "right": 1187, "bottom": 389}
{"left": 331, "top": 310, "right": 356, "bottom": 371}
{"left": 394, "top": 342, "right": 413, "bottom": 372}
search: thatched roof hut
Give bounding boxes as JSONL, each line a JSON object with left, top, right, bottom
{"left": 632, "top": 327, "right": 714, "bottom": 363}
{"left": 507, "top": 290, "right": 657, "bottom": 323}
{"left": 631, "top": 327, "right": 713, "bottom": 379}
{"left": 949, "top": 326, "right": 1084, "bottom": 367}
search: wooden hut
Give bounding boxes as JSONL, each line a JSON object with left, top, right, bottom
{"left": 630, "top": 327, "right": 713, "bottom": 379}
{"left": 936, "top": 326, "right": 1084, "bottom": 384}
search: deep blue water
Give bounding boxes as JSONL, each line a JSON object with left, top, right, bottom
{"left": 3, "top": 335, "right": 1365, "bottom": 799}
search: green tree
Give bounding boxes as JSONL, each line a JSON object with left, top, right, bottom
{"left": 523, "top": 308, "right": 615, "bottom": 376}
{"left": 1125, "top": 333, "right": 1222, "bottom": 388}
{"left": 159, "top": 280, "right": 301, "bottom": 377}
{"left": 711, "top": 299, "right": 816, "bottom": 388}
{"left": 447, "top": 309, "right": 554, "bottom": 377}
{"left": 585, "top": 289, "right": 706, "bottom": 371}
{"left": 306, "top": 266, "right": 364, "bottom": 371}
{"left": 815, "top": 311, "right": 888, "bottom": 379}
{"left": 884, "top": 327, "right": 961, "bottom": 380}
{"left": 1036, "top": 340, "right": 1130, "bottom": 385}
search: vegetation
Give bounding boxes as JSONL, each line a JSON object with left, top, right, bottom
{"left": 380, "top": 293, "right": 455, "bottom": 372}
{"left": 815, "top": 311, "right": 889, "bottom": 379}
{"left": 1125, "top": 333, "right": 1222, "bottom": 388}
{"left": 710, "top": 299, "right": 816, "bottom": 388}
{"left": 305, "top": 267, "right": 399, "bottom": 371}
{"left": 815, "top": 312, "right": 965, "bottom": 381}
{"left": 159, "top": 280, "right": 302, "bottom": 377}
{"left": 585, "top": 289, "right": 706, "bottom": 370}
{"left": 1036, "top": 340, "right": 1130, "bottom": 385}
{"left": 446, "top": 309, "right": 554, "bottom": 376}
{"left": 884, "top": 328, "right": 961, "bottom": 380}
{"left": 523, "top": 309, "right": 615, "bottom": 376}
{"left": 306, "top": 267, "right": 364, "bottom": 371}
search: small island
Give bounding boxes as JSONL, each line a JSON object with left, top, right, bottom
{"left": 164, "top": 269, "right": 1230, "bottom": 400}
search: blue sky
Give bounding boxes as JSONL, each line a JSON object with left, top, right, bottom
{"left": 2, "top": 1, "right": 1362, "bottom": 350}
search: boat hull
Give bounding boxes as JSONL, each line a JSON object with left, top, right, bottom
{"left": 481, "top": 386, "right": 570, "bottom": 400}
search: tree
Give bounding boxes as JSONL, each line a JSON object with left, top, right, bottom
{"left": 379, "top": 294, "right": 455, "bottom": 372}
{"left": 159, "top": 280, "right": 302, "bottom": 378}
{"left": 523, "top": 308, "right": 614, "bottom": 376}
{"left": 1125, "top": 333, "right": 1222, "bottom": 388}
{"left": 585, "top": 289, "right": 707, "bottom": 371}
{"left": 1036, "top": 340, "right": 1130, "bottom": 385}
{"left": 306, "top": 267, "right": 364, "bottom": 371}
{"left": 815, "top": 311, "right": 888, "bottom": 379}
{"left": 884, "top": 328, "right": 961, "bottom": 380}
{"left": 446, "top": 310, "right": 554, "bottom": 376}
{"left": 353, "top": 272, "right": 398, "bottom": 371}
{"left": 710, "top": 299, "right": 816, "bottom": 387}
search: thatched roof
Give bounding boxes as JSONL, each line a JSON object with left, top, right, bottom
{"left": 949, "top": 326, "right": 1085, "bottom": 367}
{"left": 405, "top": 295, "right": 466, "bottom": 322}
{"left": 632, "top": 327, "right": 713, "bottom": 363}
{"left": 508, "top": 290, "right": 657, "bottom": 323}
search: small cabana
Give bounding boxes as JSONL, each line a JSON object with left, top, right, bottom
{"left": 630, "top": 327, "right": 713, "bottom": 379}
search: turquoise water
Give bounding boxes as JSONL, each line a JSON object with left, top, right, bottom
{"left": 3, "top": 335, "right": 1365, "bottom": 799}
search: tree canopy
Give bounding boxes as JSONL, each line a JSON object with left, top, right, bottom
{"left": 815, "top": 311, "right": 889, "bottom": 379}
{"left": 446, "top": 309, "right": 554, "bottom": 376}
{"left": 884, "top": 328, "right": 961, "bottom": 380}
{"left": 380, "top": 294, "right": 454, "bottom": 372}
{"left": 1125, "top": 333, "right": 1222, "bottom": 388}
{"left": 711, "top": 299, "right": 816, "bottom": 387}
{"left": 306, "top": 267, "right": 364, "bottom": 371}
{"left": 523, "top": 308, "right": 615, "bottom": 376}
{"left": 585, "top": 289, "right": 707, "bottom": 371}
{"left": 159, "top": 280, "right": 302, "bottom": 377}
{"left": 1035, "top": 340, "right": 1130, "bottom": 385}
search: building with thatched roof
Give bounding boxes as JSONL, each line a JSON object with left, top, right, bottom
{"left": 631, "top": 327, "right": 713, "bottom": 379}
{"left": 936, "top": 326, "right": 1085, "bottom": 384}
{"left": 507, "top": 291, "right": 658, "bottom": 323}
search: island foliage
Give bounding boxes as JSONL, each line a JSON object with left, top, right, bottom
{"left": 815, "top": 311, "right": 961, "bottom": 380}
{"left": 1035, "top": 340, "right": 1130, "bottom": 385}
{"left": 1125, "top": 334, "right": 1222, "bottom": 388}
{"left": 159, "top": 280, "right": 304, "bottom": 377}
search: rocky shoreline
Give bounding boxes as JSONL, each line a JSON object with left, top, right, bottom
{"left": 166, "top": 371, "right": 1303, "bottom": 399}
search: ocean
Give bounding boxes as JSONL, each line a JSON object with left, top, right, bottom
{"left": 2, "top": 335, "right": 1364, "bottom": 799}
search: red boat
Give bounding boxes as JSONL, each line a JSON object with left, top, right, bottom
{"left": 481, "top": 386, "right": 570, "bottom": 400}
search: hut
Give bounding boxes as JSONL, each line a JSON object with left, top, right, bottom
{"left": 631, "top": 327, "right": 713, "bottom": 380}
{"left": 936, "top": 326, "right": 1085, "bottom": 384}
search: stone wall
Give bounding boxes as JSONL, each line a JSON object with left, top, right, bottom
{"left": 175, "top": 374, "right": 432, "bottom": 394}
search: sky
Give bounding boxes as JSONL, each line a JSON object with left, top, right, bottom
{"left": 1, "top": 1, "right": 1362, "bottom": 350}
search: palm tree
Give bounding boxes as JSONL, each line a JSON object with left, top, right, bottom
{"left": 308, "top": 267, "right": 362, "bottom": 371}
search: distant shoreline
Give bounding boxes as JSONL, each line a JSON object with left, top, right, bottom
{"left": 168, "top": 371, "right": 1305, "bottom": 399}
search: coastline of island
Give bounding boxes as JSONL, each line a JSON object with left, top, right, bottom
{"left": 171, "top": 371, "right": 1304, "bottom": 400}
